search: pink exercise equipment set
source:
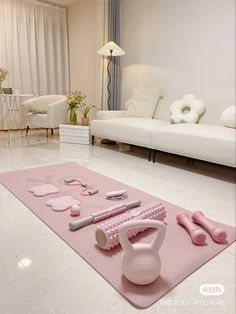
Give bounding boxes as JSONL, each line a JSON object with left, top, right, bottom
{"left": 28, "top": 176, "right": 227, "bottom": 286}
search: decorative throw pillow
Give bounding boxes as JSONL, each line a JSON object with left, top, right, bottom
{"left": 220, "top": 105, "right": 236, "bottom": 128}
{"left": 31, "top": 109, "right": 48, "bottom": 114}
{"left": 125, "top": 88, "right": 159, "bottom": 118}
{"left": 170, "top": 94, "right": 205, "bottom": 124}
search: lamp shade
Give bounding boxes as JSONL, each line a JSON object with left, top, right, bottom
{"left": 97, "top": 41, "right": 125, "bottom": 56}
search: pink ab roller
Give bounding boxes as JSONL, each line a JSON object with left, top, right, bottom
{"left": 192, "top": 211, "right": 227, "bottom": 243}
{"left": 96, "top": 202, "right": 166, "bottom": 250}
{"left": 176, "top": 212, "right": 206, "bottom": 245}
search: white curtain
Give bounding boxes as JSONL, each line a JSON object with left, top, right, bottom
{"left": 0, "top": 0, "right": 69, "bottom": 95}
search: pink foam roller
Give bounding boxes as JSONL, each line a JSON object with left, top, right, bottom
{"left": 192, "top": 211, "right": 227, "bottom": 243}
{"left": 176, "top": 211, "right": 206, "bottom": 245}
{"left": 95, "top": 202, "right": 166, "bottom": 250}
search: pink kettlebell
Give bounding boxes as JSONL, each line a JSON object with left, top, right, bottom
{"left": 118, "top": 219, "right": 166, "bottom": 285}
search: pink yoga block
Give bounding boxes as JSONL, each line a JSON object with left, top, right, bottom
{"left": 176, "top": 211, "right": 206, "bottom": 245}
{"left": 192, "top": 211, "right": 227, "bottom": 243}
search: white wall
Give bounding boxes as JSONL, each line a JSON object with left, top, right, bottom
{"left": 68, "top": 0, "right": 96, "bottom": 106}
{"left": 120, "top": 0, "right": 235, "bottom": 123}
{"left": 68, "top": 0, "right": 108, "bottom": 112}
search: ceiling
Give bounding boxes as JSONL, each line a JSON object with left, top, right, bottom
{"left": 44, "top": 0, "right": 78, "bottom": 6}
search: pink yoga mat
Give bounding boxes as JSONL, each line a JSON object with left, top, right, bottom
{"left": 0, "top": 162, "right": 235, "bottom": 309}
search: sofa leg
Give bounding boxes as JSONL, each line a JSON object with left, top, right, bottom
{"left": 46, "top": 128, "right": 48, "bottom": 137}
{"left": 187, "top": 158, "right": 194, "bottom": 166}
{"left": 153, "top": 150, "right": 157, "bottom": 163}
{"left": 148, "top": 148, "right": 152, "bottom": 162}
{"left": 92, "top": 135, "right": 95, "bottom": 146}
{"left": 51, "top": 128, "right": 53, "bottom": 136}
{"left": 26, "top": 126, "right": 29, "bottom": 136}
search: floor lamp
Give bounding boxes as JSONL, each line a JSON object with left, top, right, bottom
{"left": 97, "top": 41, "right": 125, "bottom": 111}
{"left": 97, "top": 41, "right": 125, "bottom": 144}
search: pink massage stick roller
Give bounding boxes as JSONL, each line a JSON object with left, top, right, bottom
{"left": 192, "top": 211, "right": 227, "bottom": 243}
{"left": 69, "top": 199, "right": 141, "bottom": 231}
{"left": 176, "top": 212, "right": 206, "bottom": 245}
{"left": 96, "top": 202, "right": 166, "bottom": 250}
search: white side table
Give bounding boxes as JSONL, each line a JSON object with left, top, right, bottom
{"left": 0, "top": 93, "right": 34, "bottom": 144}
{"left": 59, "top": 124, "right": 91, "bottom": 144}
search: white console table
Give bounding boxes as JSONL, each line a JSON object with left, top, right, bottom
{"left": 0, "top": 94, "right": 34, "bottom": 144}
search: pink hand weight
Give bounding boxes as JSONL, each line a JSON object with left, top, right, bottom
{"left": 176, "top": 212, "right": 206, "bottom": 245}
{"left": 95, "top": 202, "right": 166, "bottom": 250}
{"left": 192, "top": 211, "right": 227, "bottom": 243}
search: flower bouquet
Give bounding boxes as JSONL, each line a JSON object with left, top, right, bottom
{"left": 67, "top": 90, "right": 86, "bottom": 124}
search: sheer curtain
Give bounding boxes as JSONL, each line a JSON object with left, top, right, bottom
{"left": 0, "top": 0, "right": 69, "bottom": 95}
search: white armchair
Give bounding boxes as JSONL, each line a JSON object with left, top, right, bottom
{"left": 22, "top": 95, "right": 67, "bottom": 136}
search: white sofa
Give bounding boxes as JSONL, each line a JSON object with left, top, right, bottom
{"left": 91, "top": 99, "right": 235, "bottom": 168}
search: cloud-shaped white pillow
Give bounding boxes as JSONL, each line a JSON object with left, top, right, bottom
{"left": 170, "top": 95, "right": 205, "bottom": 124}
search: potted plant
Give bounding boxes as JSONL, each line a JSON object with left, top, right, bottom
{"left": 79, "top": 103, "right": 96, "bottom": 126}
{"left": 0, "top": 67, "right": 9, "bottom": 94}
{"left": 66, "top": 90, "right": 86, "bottom": 124}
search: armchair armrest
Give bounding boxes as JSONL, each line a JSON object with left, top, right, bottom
{"left": 96, "top": 110, "right": 126, "bottom": 120}
{"left": 21, "top": 99, "right": 33, "bottom": 113}
{"left": 47, "top": 98, "right": 67, "bottom": 111}
{"left": 47, "top": 98, "right": 67, "bottom": 127}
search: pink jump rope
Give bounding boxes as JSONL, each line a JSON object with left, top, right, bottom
{"left": 65, "top": 177, "right": 98, "bottom": 196}
{"left": 176, "top": 211, "right": 227, "bottom": 244}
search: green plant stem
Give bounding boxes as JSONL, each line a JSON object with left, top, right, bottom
{"left": 69, "top": 107, "right": 77, "bottom": 123}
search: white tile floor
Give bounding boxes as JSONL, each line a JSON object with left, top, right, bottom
{"left": 0, "top": 130, "right": 235, "bottom": 314}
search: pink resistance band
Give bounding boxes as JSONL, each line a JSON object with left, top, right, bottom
{"left": 64, "top": 178, "right": 98, "bottom": 196}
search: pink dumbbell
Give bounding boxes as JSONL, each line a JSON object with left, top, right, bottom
{"left": 176, "top": 212, "right": 206, "bottom": 245}
{"left": 192, "top": 211, "right": 227, "bottom": 243}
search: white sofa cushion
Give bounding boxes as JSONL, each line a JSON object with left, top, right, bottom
{"left": 150, "top": 124, "right": 235, "bottom": 167}
{"left": 96, "top": 110, "right": 126, "bottom": 120}
{"left": 125, "top": 88, "right": 159, "bottom": 118}
{"left": 91, "top": 117, "right": 168, "bottom": 148}
{"left": 24, "top": 95, "right": 65, "bottom": 111}
{"left": 220, "top": 105, "right": 236, "bottom": 128}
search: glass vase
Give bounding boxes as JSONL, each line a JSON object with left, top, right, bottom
{"left": 69, "top": 107, "right": 77, "bottom": 125}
